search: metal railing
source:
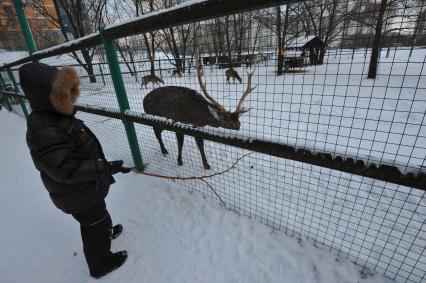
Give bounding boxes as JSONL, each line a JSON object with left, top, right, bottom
{"left": 1, "top": 0, "right": 425, "bottom": 282}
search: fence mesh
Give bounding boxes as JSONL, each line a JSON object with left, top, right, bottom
{"left": 1, "top": 1, "right": 426, "bottom": 282}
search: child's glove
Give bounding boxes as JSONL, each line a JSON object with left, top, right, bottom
{"left": 108, "top": 160, "right": 131, "bottom": 175}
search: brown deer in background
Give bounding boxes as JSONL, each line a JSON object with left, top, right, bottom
{"left": 143, "top": 56, "right": 256, "bottom": 169}
{"left": 171, "top": 69, "right": 182, "bottom": 77}
{"left": 141, "top": 74, "right": 164, "bottom": 88}
{"left": 225, "top": 68, "right": 242, "bottom": 84}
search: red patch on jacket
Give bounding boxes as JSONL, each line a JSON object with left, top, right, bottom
{"left": 79, "top": 128, "right": 89, "bottom": 140}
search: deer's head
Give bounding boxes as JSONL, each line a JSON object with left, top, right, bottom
{"left": 196, "top": 55, "right": 255, "bottom": 130}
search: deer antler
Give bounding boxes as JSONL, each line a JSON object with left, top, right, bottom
{"left": 196, "top": 53, "right": 227, "bottom": 112}
{"left": 235, "top": 63, "right": 256, "bottom": 114}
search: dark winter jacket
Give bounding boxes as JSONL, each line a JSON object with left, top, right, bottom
{"left": 19, "top": 62, "right": 113, "bottom": 214}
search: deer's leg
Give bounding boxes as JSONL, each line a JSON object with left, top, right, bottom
{"left": 153, "top": 127, "right": 168, "bottom": 155}
{"left": 226, "top": 76, "right": 230, "bottom": 84}
{"left": 176, "top": 133, "right": 184, "bottom": 166}
{"left": 195, "top": 137, "right": 210, "bottom": 170}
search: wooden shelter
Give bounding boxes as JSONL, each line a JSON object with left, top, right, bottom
{"left": 286, "top": 36, "right": 326, "bottom": 65}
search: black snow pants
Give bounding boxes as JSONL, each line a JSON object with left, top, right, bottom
{"left": 72, "top": 201, "right": 113, "bottom": 276}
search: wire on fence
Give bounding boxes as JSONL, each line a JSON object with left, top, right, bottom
{"left": 1, "top": 0, "right": 426, "bottom": 282}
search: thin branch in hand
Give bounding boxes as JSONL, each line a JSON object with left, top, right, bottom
{"left": 131, "top": 153, "right": 252, "bottom": 207}
{"left": 133, "top": 153, "right": 251, "bottom": 180}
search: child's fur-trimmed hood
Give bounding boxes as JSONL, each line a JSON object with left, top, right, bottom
{"left": 19, "top": 63, "right": 80, "bottom": 115}
{"left": 50, "top": 66, "right": 80, "bottom": 115}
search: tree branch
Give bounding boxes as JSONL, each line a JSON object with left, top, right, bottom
{"left": 131, "top": 153, "right": 253, "bottom": 206}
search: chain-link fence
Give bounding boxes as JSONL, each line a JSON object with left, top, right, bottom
{"left": 1, "top": 0, "right": 426, "bottom": 282}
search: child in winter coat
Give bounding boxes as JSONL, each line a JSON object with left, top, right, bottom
{"left": 19, "top": 62, "right": 128, "bottom": 278}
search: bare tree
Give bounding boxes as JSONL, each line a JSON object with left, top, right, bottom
{"left": 407, "top": 0, "right": 426, "bottom": 47}
{"left": 232, "top": 13, "right": 253, "bottom": 61}
{"left": 344, "top": 0, "right": 413, "bottom": 78}
{"left": 222, "top": 13, "right": 256, "bottom": 66}
{"left": 367, "top": 0, "right": 389, "bottom": 78}
{"left": 114, "top": 0, "right": 164, "bottom": 78}
{"left": 256, "top": 5, "right": 295, "bottom": 75}
{"left": 292, "top": 0, "right": 350, "bottom": 64}
{"left": 413, "top": 3, "right": 426, "bottom": 41}
{"left": 276, "top": 7, "right": 283, "bottom": 75}
{"left": 225, "top": 16, "right": 232, "bottom": 61}
{"left": 32, "top": 0, "right": 107, "bottom": 82}
{"left": 209, "top": 18, "right": 227, "bottom": 57}
{"left": 104, "top": 1, "right": 138, "bottom": 77}
{"left": 156, "top": 0, "right": 194, "bottom": 73}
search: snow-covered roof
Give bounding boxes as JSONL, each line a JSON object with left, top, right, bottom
{"left": 283, "top": 50, "right": 303, "bottom": 57}
{"left": 287, "top": 35, "right": 317, "bottom": 49}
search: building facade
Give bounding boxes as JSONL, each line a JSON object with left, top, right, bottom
{"left": 0, "top": 0, "right": 63, "bottom": 50}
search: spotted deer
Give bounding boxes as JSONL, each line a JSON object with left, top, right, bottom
{"left": 140, "top": 74, "right": 164, "bottom": 88}
{"left": 143, "top": 56, "right": 256, "bottom": 169}
{"left": 225, "top": 68, "right": 242, "bottom": 84}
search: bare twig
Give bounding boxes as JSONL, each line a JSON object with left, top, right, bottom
{"left": 200, "top": 179, "right": 226, "bottom": 206}
{"left": 130, "top": 153, "right": 252, "bottom": 206}
{"left": 132, "top": 153, "right": 251, "bottom": 180}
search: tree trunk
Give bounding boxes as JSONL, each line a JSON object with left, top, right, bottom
{"left": 318, "top": 46, "right": 326, "bottom": 64}
{"left": 150, "top": 57, "right": 155, "bottom": 76}
{"left": 81, "top": 48, "right": 96, "bottom": 83}
{"left": 225, "top": 16, "right": 233, "bottom": 67}
{"left": 168, "top": 27, "right": 183, "bottom": 72}
{"left": 143, "top": 33, "right": 156, "bottom": 76}
{"left": 309, "top": 47, "right": 315, "bottom": 65}
{"left": 117, "top": 45, "right": 136, "bottom": 76}
{"left": 276, "top": 7, "right": 284, "bottom": 75}
{"left": 368, "top": 0, "right": 388, "bottom": 79}
{"left": 411, "top": 9, "right": 426, "bottom": 47}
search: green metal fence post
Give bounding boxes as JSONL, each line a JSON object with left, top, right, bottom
{"left": 101, "top": 32, "right": 144, "bottom": 170}
{"left": 0, "top": 72, "right": 6, "bottom": 89}
{"left": 0, "top": 81, "right": 13, "bottom": 112}
{"left": 12, "top": 0, "right": 37, "bottom": 55}
{"left": 0, "top": 72, "right": 12, "bottom": 111}
{"left": 7, "top": 68, "right": 29, "bottom": 119}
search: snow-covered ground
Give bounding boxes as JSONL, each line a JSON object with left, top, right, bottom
{"left": 1, "top": 47, "right": 425, "bottom": 283}
{"left": 0, "top": 50, "right": 28, "bottom": 65}
{"left": 28, "top": 47, "right": 423, "bottom": 175}
{"left": 0, "top": 109, "right": 394, "bottom": 283}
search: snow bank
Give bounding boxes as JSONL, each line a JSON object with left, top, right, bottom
{"left": 0, "top": 109, "right": 392, "bottom": 283}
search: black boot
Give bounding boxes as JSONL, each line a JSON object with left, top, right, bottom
{"left": 111, "top": 224, "right": 123, "bottom": 240}
{"left": 91, "top": 250, "right": 128, "bottom": 279}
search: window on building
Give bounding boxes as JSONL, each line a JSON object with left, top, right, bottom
{"left": 37, "top": 19, "right": 47, "bottom": 28}
{"left": 3, "top": 5, "right": 13, "bottom": 14}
